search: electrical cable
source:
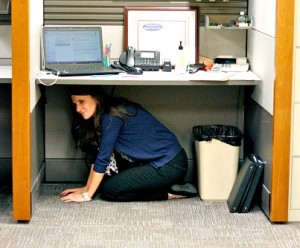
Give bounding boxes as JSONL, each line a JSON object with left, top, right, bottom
{"left": 36, "top": 70, "right": 60, "bottom": 86}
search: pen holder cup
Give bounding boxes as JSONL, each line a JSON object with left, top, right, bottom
{"left": 104, "top": 53, "right": 110, "bottom": 67}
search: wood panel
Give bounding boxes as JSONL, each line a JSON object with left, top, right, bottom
{"left": 271, "top": 0, "right": 294, "bottom": 222}
{"left": 12, "top": 0, "right": 31, "bottom": 221}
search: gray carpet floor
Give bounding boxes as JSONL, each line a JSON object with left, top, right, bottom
{"left": 1, "top": 184, "right": 300, "bottom": 248}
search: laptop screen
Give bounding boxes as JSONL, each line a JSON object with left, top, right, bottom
{"left": 43, "top": 27, "right": 103, "bottom": 65}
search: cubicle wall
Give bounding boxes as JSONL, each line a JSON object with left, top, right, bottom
{"left": 43, "top": 1, "right": 248, "bottom": 26}
{"left": 246, "top": 28, "right": 274, "bottom": 218}
{"left": 0, "top": 84, "right": 12, "bottom": 185}
{"left": 244, "top": 98, "right": 273, "bottom": 218}
{"left": 246, "top": 0, "right": 276, "bottom": 219}
{"left": 0, "top": 25, "right": 12, "bottom": 185}
{"left": 289, "top": 0, "right": 300, "bottom": 221}
{"left": 45, "top": 1, "right": 247, "bottom": 182}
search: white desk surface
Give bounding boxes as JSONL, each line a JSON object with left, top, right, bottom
{"left": 36, "top": 70, "right": 260, "bottom": 86}
{"left": 0, "top": 66, "right": 12, "bottom": 84}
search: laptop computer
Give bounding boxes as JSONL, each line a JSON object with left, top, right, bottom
{"left": 42, "top": 26, "right": 123, "bottom": 76}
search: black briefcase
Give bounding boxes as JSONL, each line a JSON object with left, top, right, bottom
{"left": 227, "top": 154, "right": 264, "bottom": 213}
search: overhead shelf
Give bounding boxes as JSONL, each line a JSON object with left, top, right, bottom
{"left": 205, "top": 15, "right": 252, "bottom": 30}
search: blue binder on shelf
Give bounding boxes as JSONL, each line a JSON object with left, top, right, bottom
{"left": 227, "top": 154, "right": 264, "bottom": 213}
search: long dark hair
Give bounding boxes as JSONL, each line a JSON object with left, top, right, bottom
{"left": 69, "top": 86, "right": 139, "bottom": 157}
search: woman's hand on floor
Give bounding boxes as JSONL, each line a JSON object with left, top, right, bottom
{"left": 60, "top": 192, "right": 90, "bottom": 203}
{"left": 60, "top": 186, "right": 87, "bottom": 196}
{"left": 60, "top": 186, "right": 89, "bottom": 203}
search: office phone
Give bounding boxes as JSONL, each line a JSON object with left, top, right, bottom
{"left": 119, "top": 46, "right": 161, "bottom": 71}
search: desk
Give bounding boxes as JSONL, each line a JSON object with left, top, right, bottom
{"left": 37, "top": 70, "right": 260, "bottom": 182}
{"left": 0, "top": 66, "right": 12, "bottom": 84}
{"left": 36, "top": 70, "right": 260, "bottom": 86}
{"left": 0, "top": 66, "right": 12, "bottom": 185}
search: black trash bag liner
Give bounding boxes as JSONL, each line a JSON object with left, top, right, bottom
{"left": 193, "top": 125, "right": 243, "bottom": 146}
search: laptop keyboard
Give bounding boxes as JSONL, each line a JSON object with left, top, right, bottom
{"left": 46, "top": 65, "right": 123, "bottom": 76}
{"left": 50, "top": 66, "right": 110, "bottom": 72}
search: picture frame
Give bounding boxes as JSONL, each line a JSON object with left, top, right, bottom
{"left": 124, "top": 7, "right": 199, "bottom": 65}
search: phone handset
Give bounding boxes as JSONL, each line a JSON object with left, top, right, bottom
{"left": 126, "top": 46, "right": 135, "bottom": 67}
{"left": 119, "top": 46, "right": 134, "bottom": 67}
{"left": 117, "top": 47, "right": 143, "bottom": 75}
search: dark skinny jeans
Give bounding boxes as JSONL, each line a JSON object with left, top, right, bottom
{"left": 99, "top": 148, "right": 188, "bottom": 201}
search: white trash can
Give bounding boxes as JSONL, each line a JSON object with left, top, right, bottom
{"left": 193, "top": 125, "right": 243, "bottom": 201}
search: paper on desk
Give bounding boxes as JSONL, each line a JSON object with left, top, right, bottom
{"left": 227, "top": 71, "right": 261, "bottom": 80}
{"left": 189, "top": 71, "right": 235, "bottom": 81}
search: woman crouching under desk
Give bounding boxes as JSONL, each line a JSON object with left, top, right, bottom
{"left": 61, "top": 85, "right": 197, "bottom": 202}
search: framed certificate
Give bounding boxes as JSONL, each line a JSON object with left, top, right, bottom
{"left": 124, "top": 7, "right": 199, "bottom": 64}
